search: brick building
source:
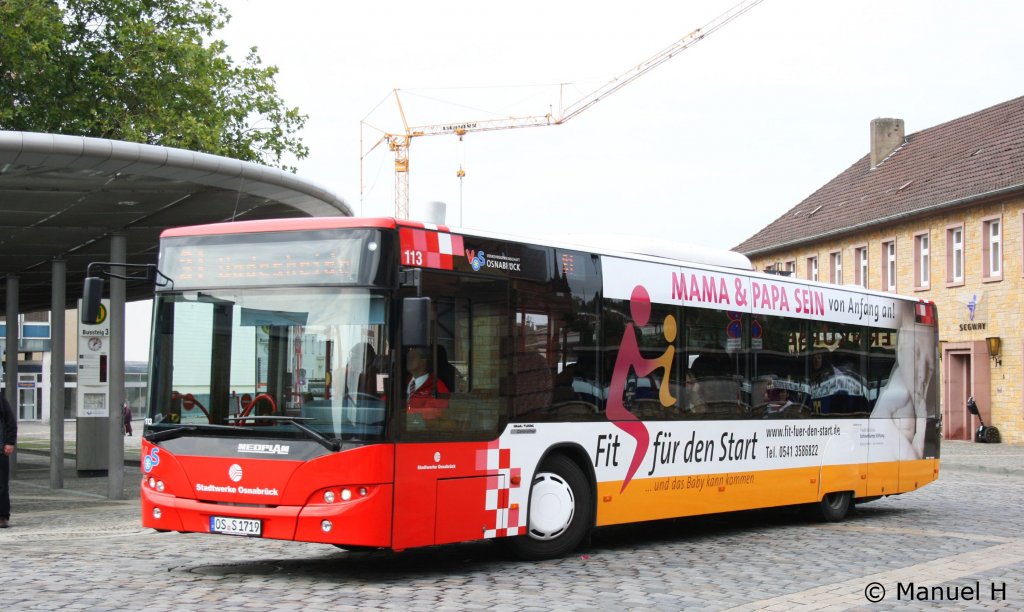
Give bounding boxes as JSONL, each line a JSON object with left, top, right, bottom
{"left": 735, "top": 96, "right": 1024, "bottom": 445}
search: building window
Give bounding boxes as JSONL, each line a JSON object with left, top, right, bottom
{"left": 946, "top": 225, "right": 964, "bottom": 285}
{"left": 830, "top": 251, "right": 842, "bottom": 284}
{"left": 854, "top": 246, "right": 868, "bottom": 288}
{"left": 881, "top": 240, "right": 896, "bottom": 292}
{"left": 807, "top": 256, "right": 818, "bottom": 281}
{"left": 982, "top": 217, "right": 1002, "bottom": 280}
{"left": 914, "top": 232, "right": 930, "bottom": 289}
{"left": 784, "top": 260, "right": 796, "bottom": 276}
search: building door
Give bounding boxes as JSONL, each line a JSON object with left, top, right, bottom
{"left": 944, "top": 353, "right": 971, "bottom": 441}
{"left": 18, "top": 381, "right": 40, "bottom": 420}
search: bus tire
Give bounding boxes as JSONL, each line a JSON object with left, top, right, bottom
{"left": 505, "top": 454, "right": 592, "bottom": 560}
{"left": 815, "top": 490, "right": 852, "bottom": 522}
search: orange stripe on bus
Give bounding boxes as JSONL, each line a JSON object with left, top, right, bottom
{"left": 594, "top": 459, "right": 937, "bottom": 526}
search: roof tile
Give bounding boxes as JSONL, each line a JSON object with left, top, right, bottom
{"left": 734, "top": 96, "right": 1024, "bottom": 254}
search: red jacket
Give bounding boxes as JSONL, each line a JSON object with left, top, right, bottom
{"left": 407, "top": 374, "right": 450, "bottom": 420}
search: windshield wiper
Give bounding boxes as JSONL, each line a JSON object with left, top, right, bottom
{"left": 224, "top": 415, "right": 340, "bottom": 452}
{"left": 145, "top": 422, "right": 246, "bottom": 443}
{"left": 145, "top": 426, "right": 196, "bottom": 442}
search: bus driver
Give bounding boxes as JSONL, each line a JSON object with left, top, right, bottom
{"left": 406, "top": 346, "right": 449, "bottom": 422}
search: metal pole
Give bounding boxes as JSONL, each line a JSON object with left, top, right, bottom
{"left": 5, "top": 275, "right": 18, "bottom": 479}
{"left": 108, "top": 234, "right": 126, "bottom": 500}
{"left": 50, "top": 259, "right": 65, "bottom": 488}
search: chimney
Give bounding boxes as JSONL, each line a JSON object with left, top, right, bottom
{"left": 423, "top": 200, "right": 447, "bottom": 225}
{"left": 870, "top": 118, "right": 905, "bottom": 169}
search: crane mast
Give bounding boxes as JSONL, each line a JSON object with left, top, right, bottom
{"left": 363, "top": 0, "right": 765, "bottom": 219}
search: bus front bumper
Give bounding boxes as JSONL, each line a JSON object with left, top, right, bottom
{"left": 140, "top": 481, "right": 394, "bottom": 548}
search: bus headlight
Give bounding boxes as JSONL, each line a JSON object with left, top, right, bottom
{"left": 321, "top": 520, "right": 333, "bottom": 532}
{"left": 317, "top": 485, "right": 371, "bottom": 504}
{"left": 153, "top": 507, "right": 162, "bottom": 519}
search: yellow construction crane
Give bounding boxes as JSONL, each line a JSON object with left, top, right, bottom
{"left": 362, "top": 0, "right": 764, "bottom": 220}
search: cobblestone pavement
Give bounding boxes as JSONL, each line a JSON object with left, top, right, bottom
{"left": 2, "top": 438, "right": 1022, "bottom": 611}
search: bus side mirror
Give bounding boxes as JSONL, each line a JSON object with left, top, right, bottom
{"left": 81, "top": 277, "right": 104, "bottom": 324}
{"left": 402, "top": 297, "right": 431, "bottom": 348}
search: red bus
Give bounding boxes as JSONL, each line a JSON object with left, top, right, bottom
{"left": 123, "top": 216, "right": 939, "bottom": 559}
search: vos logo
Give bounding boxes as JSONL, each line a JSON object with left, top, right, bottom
{"left": 466, "top": 249, "right": 486, "bottom": 271}
{"left": 143, "top": 447, "right": 160, "bottom": 473}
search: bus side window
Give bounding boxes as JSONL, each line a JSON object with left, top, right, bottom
{"left": 808, "top": 322, "right": 871, "bottom": 417}
{"left": 543, "top": 250, "right": 602, "bottom": 421}
{"left": 749, "top": 314, "right": 809, "bottom": 419}
{"left": 402, "top": 274, "right": 508, "bottom": 440}
{"left": 683, "top": 306, "right": 746, "bottom": 419}
{"left": 512, "top": 349, "right": 553, "bottom": 417}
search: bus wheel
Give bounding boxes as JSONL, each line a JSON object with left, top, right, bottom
{"left": 505, "top": 454, "right": 592, "bottom": 560}
{"left": 816, "top": 491, "right": 852, "bottom": 522}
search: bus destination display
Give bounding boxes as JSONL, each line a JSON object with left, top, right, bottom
{"left": 162, "top": 237, "right": 365, "bottom": 288}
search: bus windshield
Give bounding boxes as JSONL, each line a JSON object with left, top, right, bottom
{"left": 147, "top": 287, "right": 390, "bottom": 443}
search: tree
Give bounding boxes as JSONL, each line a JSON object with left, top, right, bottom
{"left": 0, "top": 0, "right": 308, "bottom": 170}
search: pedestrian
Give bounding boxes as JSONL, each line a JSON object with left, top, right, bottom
{"left": 123, "top": 400, "right": 133, "bottom": 437}
{"left": 0, "top": 392, "right": 16, "bottom": 528}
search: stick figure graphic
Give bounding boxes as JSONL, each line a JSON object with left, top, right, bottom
{"left": 608, "top": 285, "right": 677, "bottom": 492}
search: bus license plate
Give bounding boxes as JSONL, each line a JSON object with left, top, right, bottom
{"left": 210, "top": 516, "right": 262, "bottom": 537}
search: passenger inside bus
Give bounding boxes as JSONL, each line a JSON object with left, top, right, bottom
{"left": 687, "top": 354, "right": 743, "bottom": 417}
{"left": 809, "top": 350, "right": 835, "bottom": 385}
{"left": 343, "top": 342, "right": 379, "bottom": 400}
{"left": 763, "top": 386, "right": 797, "bottom": 418}
{"left": 406, "top": 346, "right": 450, "bottom": 424}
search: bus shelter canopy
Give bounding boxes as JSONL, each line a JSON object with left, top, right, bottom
{"left": 0, "top": 131, "right": 351, "bottom": 315}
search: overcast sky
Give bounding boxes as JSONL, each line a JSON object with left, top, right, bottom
{"left": 129, "top": 0, "right": 1024, "bottom": 359}
{"left": 215, "top": 0, "right": 1024, "bottom": 246}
